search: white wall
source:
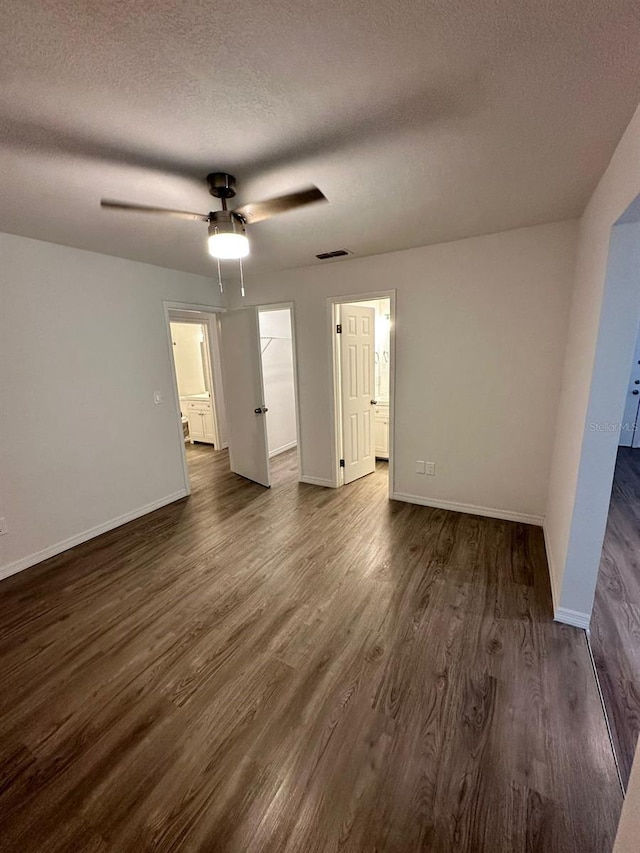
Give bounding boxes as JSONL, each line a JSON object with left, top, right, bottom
{"left": 170, "top": 322, "right": 207, "bottom": 397}
{"left": 614, "top": 741, "right": 640, "bottom": 852}
{"left": 259, "top": 309, "right": 297, "bottom": 457}
{"left": 0, "top": 232, "right": 222, "bottom": 579}
{"left": 235, "top": 220, "right": 578, "bottom": 520}
{"left": 545, "top": 103, "right": 640, "bottom": 621}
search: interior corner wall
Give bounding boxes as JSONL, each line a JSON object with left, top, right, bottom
{"left": 0, "top": 232, "right": 224, "bottom": 580}
{"left": 544, "top": 103, "right": 640, "bottom": 620}
{"left": 234, "top": 219, "right": 578, "bottom": 521}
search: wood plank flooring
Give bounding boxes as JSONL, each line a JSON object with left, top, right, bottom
{"left": 0, "top": 445, "right": 622, "bottom": 852}
{"left": 591, "top": 446, "right": 640, "bottom": 789}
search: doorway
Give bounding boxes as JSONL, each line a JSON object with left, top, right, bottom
{"left": 590, "top": 317, "right": 640, "bottom": 790}
{"left": 259, "top": 307, "right": 299, "bottom": 460}
{"left": 619, "top": 319, "right": 640, "bottom": 448}
{"left": 560, "top": 197, "right": 640, "bottom": 794}
{"left": 330, "top": 293, "right": 395, "bottom": 491}
{"left": 170, "top": 319, "right": 220, "bottom": 448}
{"left": 164, "top": 303, "right": 227, "bottom": 494}
{"left": 217, "top": 303, "right": 300, "bottom": 488}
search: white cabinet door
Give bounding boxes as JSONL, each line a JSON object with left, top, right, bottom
{"left": 202, "top": 408, "right": 216, "bottom": 444}
{"left": 219, "top": 309, "right": 271, "bottom": 487}
{"left": 375, "top": 417, "right": 389, "bottom": 459}
{"left": 188, "top": 411, "right": 205, "bottom": 443}
{"left": 340, "top": 304, "right": 376, "bottom": 484}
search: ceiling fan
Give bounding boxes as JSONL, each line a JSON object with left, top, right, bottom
{"left": 101, "top": 172, "right": 327, "bottom": 262}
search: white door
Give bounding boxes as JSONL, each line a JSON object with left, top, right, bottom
{"left": 218, "top": 309, "right": 271, "bottom": 487}
{"left": 339, "top": 303, "right": 376, "bottom": 484}
{"left": 620, "top": 324, "right": 640, "bottom": 448}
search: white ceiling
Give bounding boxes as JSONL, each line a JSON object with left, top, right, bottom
{"left": 1, "top": 0, "right": 640, "bottom": 279}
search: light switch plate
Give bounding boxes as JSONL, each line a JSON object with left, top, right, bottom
{"left": 153, "top": 391, "right": 163, "bottom": 405}
{"left": 0, "top": 517, "right": 7, "bottom": 536}
{"left": 425, "top": 462, "right": 436, "bottom": 476}
{"left": 416, "top": 461, "right": 426, "bottom": 474}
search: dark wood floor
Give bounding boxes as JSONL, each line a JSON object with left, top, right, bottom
{"left": 591, "top": 446, "right": 640, "bottom": 789}
{"left": 0, "top": 445, "right": 621, "bottom": 852}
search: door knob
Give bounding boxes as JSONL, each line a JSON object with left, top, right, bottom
{"left": 254, "top": 406, "right": 269, "bottom": 414}
{"left": 370, "top": 399, "right": 378, "bottom": 405}
{"left": 633, "top": 391, "right": 639, "bottom": 396}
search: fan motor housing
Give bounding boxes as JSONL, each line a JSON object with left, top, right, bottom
{"left": 207, "top": 172, "right": 237, "bottom": 199}
{"left": 208, "top": 209, "right": 247, "bottom": 235}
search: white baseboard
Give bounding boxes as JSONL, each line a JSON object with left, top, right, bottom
{"left": 299, "top": 475, "right": 337, "bottom": 488}
{"left": 390, "top": 491, "right": 544, "bottom": 526}
{"left": 542, "top": 524, "right": 592, "bottom": 629}
{"left": 269, "top": 441, "right": 297, "bottom": 458}
{"left": 554, "top": 607, "right": 591, "bottom": 630}
{"left": 0, "top": 489, "right": 189, "bottom": 583}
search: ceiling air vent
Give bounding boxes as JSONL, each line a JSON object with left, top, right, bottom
{"left": 315, "top": 249, "right": 351, "bottom": 260}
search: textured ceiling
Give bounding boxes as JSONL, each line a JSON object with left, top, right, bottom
{"left": 1, "top": 0, "right": 640, "bottom": 279}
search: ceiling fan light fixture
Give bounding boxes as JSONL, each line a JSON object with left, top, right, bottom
{"left": 207, "top": 212, "right": 249, "bottom": 260}
{"left": 102, "top": 173, "right": 327, "bottom": 268}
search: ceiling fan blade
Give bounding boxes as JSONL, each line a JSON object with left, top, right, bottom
{"left": 232, "top": 185, "right": 327, "bottom": 224}
{"left": 100, "top": 199, "right": 209, "bottom": 222}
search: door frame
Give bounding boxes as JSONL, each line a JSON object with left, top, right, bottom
{"left": 256, "top": 301, "right": 303, "bottom": 482}
{"left": 618, "top": 319, "right": 640, "bottom": 448}
{"left": 163, "top": 301, "right": 226, "bottom": 496}
{"left": 328, "top": 290, "right": 397, "bottom": 495}
{"left": 552, "top": 200, "right": 640, "bottom": 623}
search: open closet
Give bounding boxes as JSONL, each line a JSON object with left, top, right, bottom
{"left": 215, "top": 304, "right": 299, "bottom": 488}
{"left": 259, "top": 308, "right": 298, "bottom": 459}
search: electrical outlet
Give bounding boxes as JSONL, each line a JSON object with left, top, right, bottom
{"left": 416, "top": 461, "right": 426, "bottom": 474}
{"left": 0, "top": 517, "right": 7, "bottom": 536}
{"left": 425, "top": 462, "right": 436, "bottom": 476}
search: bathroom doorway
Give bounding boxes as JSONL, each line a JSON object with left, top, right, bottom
{"left": 164, "top": 303, "right": 227, "bottom": 494}
{"left": 170, "top": 320, "right": 218, "bottom": 447}
{"left": 330, "top": 293, "right": 395, "bottom": 492}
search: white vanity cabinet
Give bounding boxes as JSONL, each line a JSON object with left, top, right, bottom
{"left": 183, "top": 396, "right": 216, "bottom": 445}
{"left": 374, "top": 402, "right": 390, "bottom": 459}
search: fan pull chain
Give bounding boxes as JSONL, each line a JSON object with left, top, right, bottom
{"left": 216, "top": 257, "right": 223, "bottom": 294}
{"left": 239, "top": 257, "right": 246, "bottom": 298}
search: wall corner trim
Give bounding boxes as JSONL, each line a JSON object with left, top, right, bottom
{"left": 542, "top": 522, "right": 560, "bottom": 613}
{"left": 299, "top": 475, "right": 338, "bottom": 488}
{"left": 554, "top": 607, "right": 591, "bottom": 630}
{"left": 0, "top": 489, "right": 189, "bottom": 583}
{"left": 390, "top": 491, "right": 544, "bottom": 526}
